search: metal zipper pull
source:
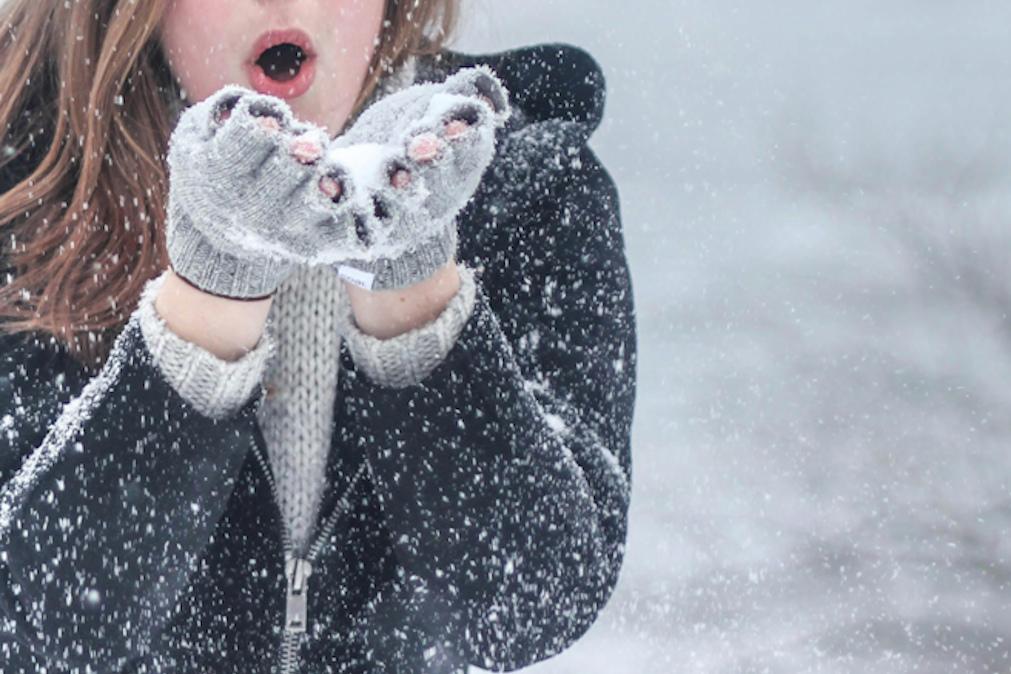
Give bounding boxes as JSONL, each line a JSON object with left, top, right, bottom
{"left": 284, "top": 555, "right": 313, "bottom": 633}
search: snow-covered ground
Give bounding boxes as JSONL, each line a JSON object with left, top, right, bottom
{"left": 459, "top": 2, "right": 1011, "bottom": 672}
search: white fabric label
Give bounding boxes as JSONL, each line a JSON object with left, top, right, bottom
{"left": 337, "top": 265, "right": 375, "bottom": 291}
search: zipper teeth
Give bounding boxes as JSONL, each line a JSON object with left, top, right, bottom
{"left": 250, "top": 430, "right": 369, "bottom": 674}
{"left": 250, "top": 432, "right": 294, "bottom": 556}
{"left": 278, "top": 633, "right": 299, "bottom": 674}
{"left": 306, "top": 458, "right": 367, "bottom": 562}
{"left": 250, "top": 433, "right": 299, "bottom": 674}
{"left": 251, "top": 432, "right": 367, "bottom": 560}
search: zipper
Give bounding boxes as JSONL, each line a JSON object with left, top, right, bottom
{"left": 249, "top": 429, "right": 368, "bottom": 674}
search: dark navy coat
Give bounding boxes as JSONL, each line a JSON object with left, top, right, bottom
{"left": 0, "top": 43, "right": 637, "bottom": 673}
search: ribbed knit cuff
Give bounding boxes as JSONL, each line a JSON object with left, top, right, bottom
{"left": 167, "top": 201, "right": 294, "bottom": 300}
{"left": 136, "top": 270, "right": 274, "bottom": 420}
{"left": 337, "top": 263, "right": 477, "bottom": 388}
{"left": 334, "top": 221, "right": 458, "bottom": 291}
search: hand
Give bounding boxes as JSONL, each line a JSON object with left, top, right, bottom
{"left": 164, "top": 86, "right": 364, "bottom": 299}
{"left": 318, "top": 66, "right": 512, "bottom": 292}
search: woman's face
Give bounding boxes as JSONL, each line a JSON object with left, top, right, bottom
{"left": 159, "top": 0, "right": 386, "bottom": 135}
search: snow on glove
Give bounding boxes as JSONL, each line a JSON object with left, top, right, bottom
{"left": 165, "top": 86, "right": 366, "bottom": 299}
{"left": 319, "top": 66, "right": 511, "bottom": 291}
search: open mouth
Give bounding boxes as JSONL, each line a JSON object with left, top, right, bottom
{"left": 256, "top": 43, "right": 307, "bottom": 82}
{"left": 247, "top": 29, "right": 317, "bottom": 99}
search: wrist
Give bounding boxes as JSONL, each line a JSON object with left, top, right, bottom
{"left": 342, "top": 259, "right": 461, "bottom": 339}
{"left": 155, "top": 269, "right": 273, "bottom": 361}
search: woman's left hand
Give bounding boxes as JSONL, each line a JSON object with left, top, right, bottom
{"left": 321, "top": 65, "right": 511, "bottom": 292}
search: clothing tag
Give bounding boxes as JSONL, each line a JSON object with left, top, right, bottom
{"left": 337, "top": 265, "right": 375, "bottom": 290}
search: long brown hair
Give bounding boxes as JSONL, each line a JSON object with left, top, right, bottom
{"left": 0, "top": 0, "right": 460, "bottom": 370}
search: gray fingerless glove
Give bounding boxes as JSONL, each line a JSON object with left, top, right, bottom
{"left": 318, "top": 66, "right": 512, "bottom": 291}
{"left": 165, "top": 86, "right": 337, "bottom": 299}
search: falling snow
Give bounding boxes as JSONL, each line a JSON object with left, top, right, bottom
{"left": 2, "top": 1, "right": 1005, "bottom": 673}
{"left": 461, "top": 3, "right": 1011, "bottom": 674}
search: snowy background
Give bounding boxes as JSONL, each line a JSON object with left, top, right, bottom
{"left": 458, "top": 2, "right": 1011, "bottom": 673}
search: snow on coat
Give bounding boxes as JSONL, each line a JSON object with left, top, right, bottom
{"left": 0, "top": 42, "right": 638, "bottom": 674}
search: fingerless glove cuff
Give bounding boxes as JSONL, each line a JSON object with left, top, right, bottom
{"left": 167, "top": 206, "right": 293, "bottom": 299}
{"left": 335, "top": 220, "right": 458, "bottom": 291}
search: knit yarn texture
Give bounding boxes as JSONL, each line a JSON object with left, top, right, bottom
{"left": 258, "top": 265, "right": 342, "bottom": 550}
{"left": 257, "top": 59, "right": 421, "bottom": 551}
{"left": 142, "top": 55, "right": 488, "bottom": 553}
{"left": 139, "top": 259, "right": 477, "bottom": 553}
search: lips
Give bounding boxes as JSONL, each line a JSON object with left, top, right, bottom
{"left": 245, "top": 28, "right": 317, "bottom": 99}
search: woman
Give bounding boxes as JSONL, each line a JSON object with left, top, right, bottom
{"left": 0, "top": 0, "right": 637, "bottom": 671}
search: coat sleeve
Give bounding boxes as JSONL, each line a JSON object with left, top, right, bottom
{"left": 336, "top": 142, "right": 638, "bottom": 671}
{"left": 0, "top": 314, "right": 263, "bottom": 671}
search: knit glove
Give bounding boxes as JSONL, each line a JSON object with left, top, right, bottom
{"left": 165, "top": 86, "right": 359, "bottom": 299}
{"left": 318, "top": 66, "right": 512, "bottom": 291}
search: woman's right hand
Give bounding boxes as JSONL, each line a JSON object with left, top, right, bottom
{"left": 165, "top": 85, "right": 362, "bottom": 299}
